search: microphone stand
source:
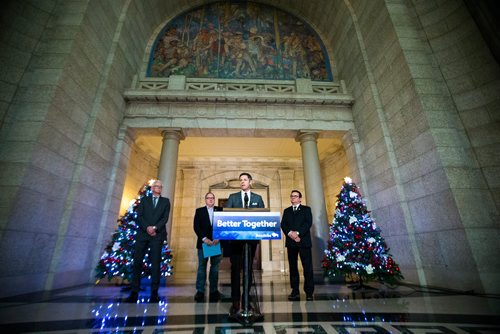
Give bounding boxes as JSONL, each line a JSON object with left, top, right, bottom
{"left": 226, "top": 204, "right": 264, "bottom": 325}
{"left": 230, "top": 241, "right": 264, "bottom": 325}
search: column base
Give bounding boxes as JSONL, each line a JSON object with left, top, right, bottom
{"left": 228, "top": 310, "right": 264, "bottom": 325}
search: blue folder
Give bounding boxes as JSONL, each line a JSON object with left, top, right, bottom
{"left": 202, "top": 242, "right": 222, "bottom": 258}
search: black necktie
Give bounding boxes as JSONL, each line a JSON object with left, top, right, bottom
{"left": 244, "top": 193, "right": 249, "bottom": 209}
{"left": 293, "top": 206, "right": 297, "bottom": 212}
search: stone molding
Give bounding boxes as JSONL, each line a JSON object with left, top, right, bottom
{"left": 123, "top": 102, "right": 354, "bottom": 132}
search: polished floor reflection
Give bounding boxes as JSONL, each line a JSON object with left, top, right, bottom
{"left": 0, "top": 272, "right": 499, "bottom": 333}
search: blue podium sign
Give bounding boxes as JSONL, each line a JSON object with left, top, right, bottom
{"left": 213, "top": 211, "right": 281, "bottom": 240}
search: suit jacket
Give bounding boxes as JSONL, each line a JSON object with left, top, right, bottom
{"left": 136, "top": 195, "right": 170, "bottom": 241}
{"left": 193, "top": 205, "right": 222, "bottom": 249}
{"left": 224, "top": 191, "right": 265, "bottom": 209}
{"left": 281, "top": 204, "right": 313, "bottom": 248}
{"left": 223, "top": 191, "right": 265, "bottom": 254}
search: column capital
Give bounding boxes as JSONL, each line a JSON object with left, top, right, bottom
{"left": 160, "top": 128, "right": 186, "bottom": 142}
{"left": 295, "top": 130, "right": 321, "bottom": 143}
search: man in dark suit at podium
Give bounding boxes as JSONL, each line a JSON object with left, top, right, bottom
{"left": 224, "top": 172, "right": 264, "bottom": 315}
{"left": 281, "top": 189, "right": 314, "bottom": 301}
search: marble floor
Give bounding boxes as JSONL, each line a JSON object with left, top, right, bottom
{"left": 0, "top": 271, "right": 499, "bottom": 333}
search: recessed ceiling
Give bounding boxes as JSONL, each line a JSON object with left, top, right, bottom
{"left": 133, "top": 129, "right": 345, "bottom": 160}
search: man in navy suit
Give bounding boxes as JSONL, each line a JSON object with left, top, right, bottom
{"left": 224, "top": 172, "right": 265, "bottom": 315}
{"left": 281, "top": 190, "right": 314, "bottom": 301}
{"left": 193, "top": 192, "right": 223, "bottom": 302}
{"left": 126, "top": 180, "right": 170, "bottom": 303}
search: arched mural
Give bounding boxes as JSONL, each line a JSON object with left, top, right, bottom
{"left": 147, "top": 1, "right": 333, "bottom": 81}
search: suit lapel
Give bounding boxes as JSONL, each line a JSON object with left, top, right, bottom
{"left": 205, "top": 207, "right": 211, "bottom": 227}
{"left": 248, "top": 193, "right": 256, "bottom": 207}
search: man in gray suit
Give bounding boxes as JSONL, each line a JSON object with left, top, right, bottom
{"left": 125, "top": 180, "right": 170, "bottom": 303}
{"left": 224, "top": 172, "right": 264, "bottom": 315}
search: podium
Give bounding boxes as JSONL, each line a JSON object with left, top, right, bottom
{"left": 213, "top": 209, "right": 281, "bottom": 325}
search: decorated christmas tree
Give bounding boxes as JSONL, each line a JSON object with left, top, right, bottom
{"left": 95, "top": 180, "right": 173, "bottom": 284}
{"left": 323, "top": 177, "right": 403, "bottom": 286}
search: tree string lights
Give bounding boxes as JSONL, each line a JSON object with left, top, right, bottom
{"left": 323, "top": 177, "right": 403, "bottom": 285}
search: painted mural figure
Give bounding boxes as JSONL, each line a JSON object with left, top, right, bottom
{"left": 247, "top": 27, "right": 272, "bottom": 68}
{"left": 282, "top": 32, "right": 310, "bottom": 78}
{"left": 192, "top": 28, "right": 215, "bottom": 76}
{"left": 152, "top": 39, "right": 191, "bottom": 77}
{"left": 229, "top": 33, "right": 257, "bottom": 76}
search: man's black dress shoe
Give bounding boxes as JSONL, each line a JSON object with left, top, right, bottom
{"left": 209, "top": 290, "right": 222, "bottom": 302}
{"left": 194, "top": 291, "right": 204, "bottom": 302}
{"left": 124, "top": 291, "right": 138, "bottom": 303}
{"left": 306, "top": 294, "right": 314, "bottom": 301}
{"left": 288, "top": 291, "right": 300, "bottom": 301}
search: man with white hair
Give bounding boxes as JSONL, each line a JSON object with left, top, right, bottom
{"left": 126, "top": 180, "right": 171, "bottom": 303}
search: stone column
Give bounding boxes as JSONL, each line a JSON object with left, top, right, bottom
{"left": 296, "top": 131, "right": 330, "bottom": 272}
{"left": 158, "top": 128, "right": 185, "bottom": 238}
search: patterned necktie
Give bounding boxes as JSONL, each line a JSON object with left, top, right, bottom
{"left": 244, "top": 193, "right": 249, "bottom": 209}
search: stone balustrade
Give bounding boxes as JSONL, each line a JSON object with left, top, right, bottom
{"left": 125, "top": 75, "right": 353, "bottom": 105}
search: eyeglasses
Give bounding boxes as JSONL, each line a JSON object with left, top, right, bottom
{"left": 205, "top": 197, "right": 215, "bottom": 199}
{"left": 290, "top": 195, "right": 300, "bottom": 198}
{"left": 153, "top": 185, "right": 162, "bottom": 188}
